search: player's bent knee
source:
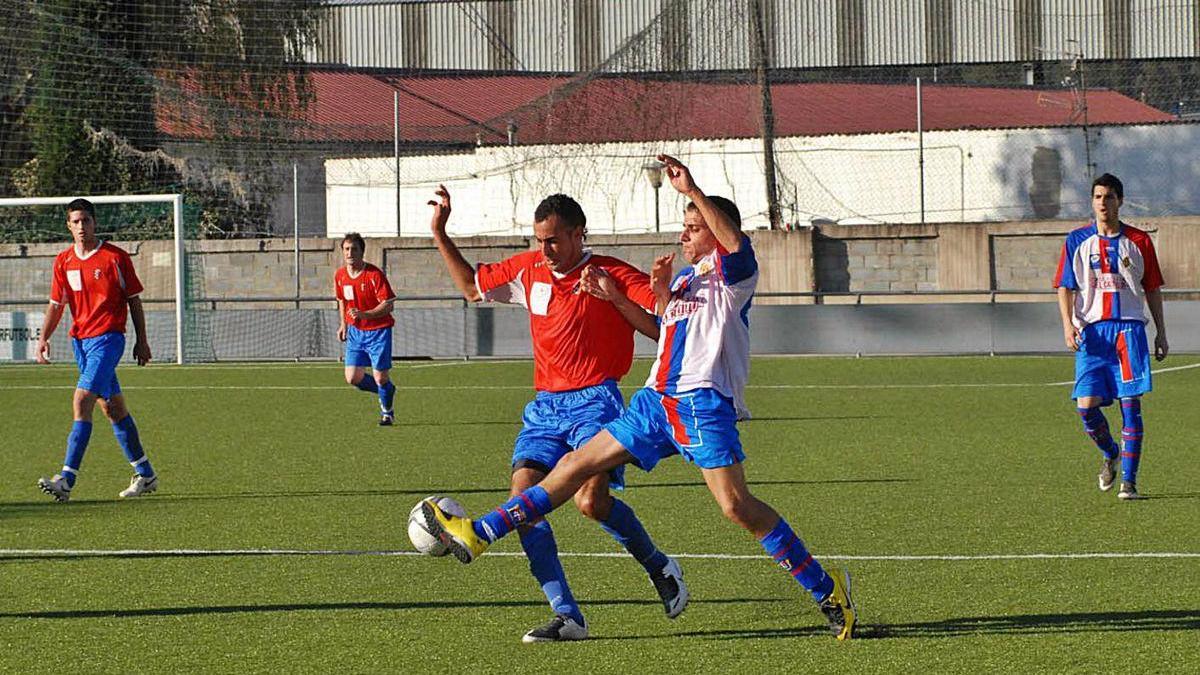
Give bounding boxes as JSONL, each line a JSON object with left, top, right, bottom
{"left": 572, "top": 487, "right": 611, "bottom": 521}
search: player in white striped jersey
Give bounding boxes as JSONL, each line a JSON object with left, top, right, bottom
{"left": 1054, "top": 173, "right": 1168, "bottom": 500}
{"left": 421, "top": 154, "right": 857, "bottom": 640}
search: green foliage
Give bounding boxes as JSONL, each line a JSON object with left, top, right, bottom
{"left": 7, "top": 0, "right": 321, "bottom": 237}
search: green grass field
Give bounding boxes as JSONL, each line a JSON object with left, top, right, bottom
{"left": 2, "top": 356, "right": 1198, "bottom": 673}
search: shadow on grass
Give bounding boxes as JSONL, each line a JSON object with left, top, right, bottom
{"left": 605, "top": 609, "right": 1200, "bottom": 641}
{"left": 0, "top": 477, "right": 913, "bottom": 509}
{"left": 0, "top": 597, "right": 784, "bottom": 620}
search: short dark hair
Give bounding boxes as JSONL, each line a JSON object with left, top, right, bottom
{"left": 1092, "top": 173, "right": 1124, "bottom": 201}
{"left": 686, "top": 195, "right": 742, "bottom": 229}
{"left": 534, "top": 194, "right": 586, "bottom": 233}
{"left": 341, "top": 232, "right": 366, "bottom": 252}
{"left": 65, "top": 198, "right": 96, "bottom": 220}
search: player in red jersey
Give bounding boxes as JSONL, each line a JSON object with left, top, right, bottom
{"left": 428, "top": 186, "right": 687, "bottom": 642}
{"left": 35, "top": 199, "right": 159, "bottom": 502}
{"left": 334, "top": 233, "right": 398, "bottom": 425}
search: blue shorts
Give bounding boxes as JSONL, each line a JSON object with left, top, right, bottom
{"left": 1073, "top": 320, "right": 1152, "bottom": 404}
{"left": 606, "top": 387, "right": 745, "bottom": 472}
{"left": 72, "top": 332, "right": 125, "bottom": 400}
{"left": 345, "top": 326, "right": 392, "bottom": 372}
{"left": 513, "top": 380, "right": 627, "bottom": 489}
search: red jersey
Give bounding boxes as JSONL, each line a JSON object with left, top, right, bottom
{"left": 334, "top": 263, "right": 396, "bottom": 330}
{"left": 49, "top": 242, "right": 144, "bottom": 339}
{"left": 475, "top": 251, "right": 656, "bottom": 392}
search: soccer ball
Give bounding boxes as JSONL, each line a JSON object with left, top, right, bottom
{"left": 408, "top": 495, "right": 468, "bottom": 556}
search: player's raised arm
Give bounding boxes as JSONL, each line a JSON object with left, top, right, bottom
{"left": 657, "top": 154, "right": 741, "bottom": 253}
{"left": 428, "top": 185, "right": 481, "bottom": 302}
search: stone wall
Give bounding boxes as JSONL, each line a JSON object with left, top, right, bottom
{"left": 2, "top": 218, "right": 1196, "bottom": 304}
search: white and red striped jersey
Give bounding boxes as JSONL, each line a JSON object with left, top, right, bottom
{"left": 1053, "top": 223, "right": 1164, "bottom": 328}
{"left": 646, "top": 236, "right": 757, "bottom": 413}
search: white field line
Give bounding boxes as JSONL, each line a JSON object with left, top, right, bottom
{"left": 2, "top": 363, "right": 1196, "bottom": 392}
{"left": 1047, "top": 361, "right": 1200, "bottom": 386}
{"left": 1, "top": 548, "right": 1198, "bottom": 561}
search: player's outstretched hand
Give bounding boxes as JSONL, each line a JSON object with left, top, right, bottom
{"left": 428, "top": 184, "right": 451, "bottom": 233}
{"left": 1155, "top": 333, "right": 1169, "bottom": 361}
{"left": 657, "top": 154, "right": 697, "bottom": 196}
{"left": 35, "top": 338, "right": 51, "bottom": 364}
{"left": 579, "top": 265, "right": 619, "bottom": 301}
{"left": 133, "top": 340, "right": 151, "bottom": 366}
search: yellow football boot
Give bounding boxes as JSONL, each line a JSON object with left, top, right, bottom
{"left": 420, "top": 498, "right": 489, "bottom": 563}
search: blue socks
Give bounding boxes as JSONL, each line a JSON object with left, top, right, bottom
{"left": 379, "top": 380, "right": 395, "bottom": 413}
{"left": 759, "top": 518, "right": 834, "bottom": 602}
{"left": 1078, "top": 406, "right": 1119, "bottom": 460}
{"left": 113, "top": 415, "right": 154, "bottom": 478}
{"left": 1119, "top": 398, "right": 1144, "bottom": 483}
{"left": 599, "top": 498, "right": 669, "bottom": 573}
{"left": 58, "top": 416, "right": 155, "bottom": 489}
{"left": 61, "top": 420, "right": 93, "bottom": 488}
{"left": 354, "top": 376, "right": 378, "bottom": 393}
{"left": 475, "top": 486, "right": 554, "bottom": 543}
{"left": 354, "top": 375, "right": 395, "bottom": 414}
{"left": 518, "top": 519, "right": 583, "bottom": 624}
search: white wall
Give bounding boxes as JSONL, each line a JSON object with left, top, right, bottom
{"left": 325, "top": 122, "right": 1200, "bottom": 237}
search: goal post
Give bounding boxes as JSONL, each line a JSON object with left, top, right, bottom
{"left": 0, "top": 193, "right": 187, "bottom": 364}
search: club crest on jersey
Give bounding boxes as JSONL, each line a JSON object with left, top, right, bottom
{"left": 695, "top": 259, "right": 716, "bottom": 277}
{"left": 93, "top": 269, "right": 101, "bottom": 280}
{"left": 1089, "top": 253, "right": 1101, "bottom": 266}
{"left": 671, "top": 273, "right": 693, "bottom": 294}
{"left": 777, "top": 558, "right": 793, "bottom": 572}
{"left": 1121, "top": 256, "right": 1132, "bottom": 269}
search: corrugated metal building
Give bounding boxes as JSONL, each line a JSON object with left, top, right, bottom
{"left": 306, "top": 0, "right": 1200, "bottom": 71}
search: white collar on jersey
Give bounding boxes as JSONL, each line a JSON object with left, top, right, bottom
{"left": 74, "top": 240, "right": 104, "bottom": 260}
{"left": 550, "top": 249, "right": 593, "bottom": 280}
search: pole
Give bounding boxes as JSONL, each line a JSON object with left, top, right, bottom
{"left": 917, "top": 77, "right": 925, "bottom": 225}
{"left": 172, "top": 195, "right": 184, "bottom": 364}
{"left": 293, "top": 162, "right": 301, "bottom": 301}
{"left": 1077, "top": 53, "right": 1091, "bottom": 179}
{"left": 751, "top": 0, "right": 781, "bottom": 229}
{"left": 394, "top": 90, "right": 401, "bottom": 236}
{"left": 654, "top": 184, "right": 661, "bottom": 232}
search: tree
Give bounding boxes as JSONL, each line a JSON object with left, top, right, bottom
{"left": 8, "top": 0, "right": 321, "bottom": 238}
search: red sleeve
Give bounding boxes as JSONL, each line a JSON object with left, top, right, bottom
{"left": 49, "top": 253, "right": 66, "bottom": 304}
{"left": 117, "top": 249, "right": 144, "bottom": 297}
{"left": 375, "top": 268, "right": 396, "bottom": 302}
{"left": 475, "top": 251, "right": 534, "bottom": 295}
{"left": 333, "top": 268, "right": 342, "bottom": 298}
{"left": 601, "top": 258, "right": 655, "bottom": 311}
{"left": 1136, "top": 235, "right": 1165, "bottom": 292}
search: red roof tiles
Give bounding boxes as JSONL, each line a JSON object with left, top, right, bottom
{"left": 156, "top": 71, "right": 1175, "bottom": 144}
